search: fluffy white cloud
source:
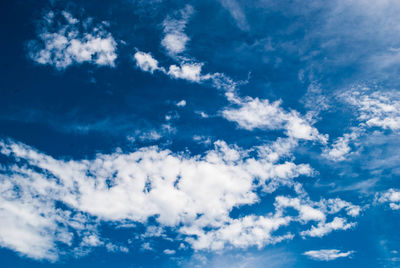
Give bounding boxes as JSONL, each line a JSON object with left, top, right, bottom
{"left": 322, "top": 127, "right": 363, "bottom": 161}
{"left": 168, "top": 63, "right": 202, "bottom": 82}
{"left": 182, "top": 215, "right": 293, "bottom": 251}
{"left": 222, "top": 97, "right": 328, "bottom": 142}
{"left": 28, "top": 11, "right": 117, "bottom": 69}
{"left": 304, "top": 249, "right": 354, "bottom": 261}
{"left": 300, "top": 217, "right": 355, "bottom": 238}
{"left": 133, "top": 50, "right": 206, "bottom": 83}
{"left": 176, "top": 100, "right": 187, "bottom": 107}
{"left": 161, "top": 5, "right": 194, "bottom": 55}
{"left": 134, "top": 51, "right": 162, "bottom": 73}
{"left": 377, "top": 189, "right": 400, "bottom": 210}
{"left": 274, "top": 196, "right": 359, "bottom": 238}
{"left": 0, "top": 163, "right": 97, "bottom": 260}
{"left": 0, "top": 138, "right": 358, "bottom": 260}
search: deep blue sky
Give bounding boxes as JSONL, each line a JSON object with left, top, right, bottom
{"left": 1, "top": 0, "right": 400, "bottom": 267}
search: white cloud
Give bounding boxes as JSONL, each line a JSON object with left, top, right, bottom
{"left": 176, "top": 100, "right": 187, "bottom": 107}
{"left": 300, "top": 217, "right": 355, "bottom": 238}
{"left": 325, "top": 87, "right": 400, "bottom": 161}
{"left": 105, "top": 243, "right": 129, "bottom": 253}
{"left": 81, "top": 234, "right": 103, "bottom": 247}
{"left": 0, "top": 164, "right": 97, "bottom": 260}
{"left": 0, "top": 138, "right": 358, "bottom": 260}
{"left": 196, "top": 111, "right": 209, "bottom": 118}
{"left": 163, "top": 249, "right": 176, "bottom": 255}
{"left": 182, "top": 215, "right": 293, "bottom": 251}
{"left": 322, "top": 127, "right": 363, "bottom": 161}
{"left": 274, "top": 196, "right": 359, "bottom": 238}
{"left": 162, "top": 33, "right": 189, "bottom": 55}
{"left": 28, "top": 11, "right": 117, "bottom": 69}
{"left": 161, "top": 5, "right": 194, "bottom": 55}
{"left": 193, "top": 135, "right": 212, "bottom": 145}
{"left": 133, "top": 50, "right": 207, "bottom": 83}
{"left": 301, "top": 82, "right": 330, "bottom": 114}
{"left": 304, "top": 249, "right": 354, "bottom": 261}
{"left": 275, "top": 196, "right": 326, "bottom": 223}
{"left": 168, "top": 63, "right": 202, "bottom": 82}
{"left": 342, "top": 87, "right": 400, "bottom": 131}
{"left": 377, "top": 189, "right": 400, "bottom": 210}
{"left": 222, "top": 97, "right": 328, "bottom": 142}
{"left": 134, "top": 51, "right": 162, "bottom": 73}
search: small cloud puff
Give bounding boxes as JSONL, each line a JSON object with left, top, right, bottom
{"left": 176, "top": 100, "right": 186, "bottom": 107}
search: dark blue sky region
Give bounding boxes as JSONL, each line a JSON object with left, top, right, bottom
{"left": 1, "top": 0, "right": 400, "bottom": 267}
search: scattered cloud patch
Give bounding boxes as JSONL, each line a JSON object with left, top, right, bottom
{"left": 176, "top": 100, "right": 187, "bottom": 107}
{"left": 342, "top": 87, "right": 400, "bottom": 131}
{"left": 377, "top": 189, "right": 400, "bottom": 210}
{"left": 0, "top": 138, "right": 359, "bottom": 259}
{"left": 168, "top": 63, "right": 202, "bottom": 82}
{"left": 219, "top": 0, "right": 249, "bottom": 31}
{"left": 222, "top": 97, "right": 328, "bottom": 142}
{"left": 28, "top": 10, "right": 117, "bottom": 70}
{"left": 323, "top": 127, "right": 363, "bottom": 161}
{"left": 134, "top": 51, "right": 162, "bottom": 73}
{"left": 325, "top": 87, "right": 400, "bottom": 161}
{"left": 161, "top": 5, "right": 194, "bottom": 56}
{"left": 300, "top": 217, "right": 355, "bottom": 238}
{"left": 163, "top": 249, "right": 176, "bottom": 255}
{"left": 304, "top": 249, "right": 354, "bottom": 261}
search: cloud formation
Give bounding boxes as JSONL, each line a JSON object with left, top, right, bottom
{"left": 324, "top": 86, "right": 400, "bottom": 161}
{"left": 304, "top": 249, "right": 354, "bottom": 261}
{"left": 377, "top": 189, "right": 400, "bottom": 210}
{"left": 161, "top": 5, "right": 194, "bottom": 56}
{"left": 222, "top": 97, "right": 328, "bottom": 142}
{"left": 0, "top": 138, "right": 359, "bottom": 260}
{"left": 28, "top": 10, "right": 117, "bottom": 69}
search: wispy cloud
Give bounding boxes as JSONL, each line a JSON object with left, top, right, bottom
{"left": 304, "top": 249, "right": 354, "bottom": 261}
{"left": 161, "top": 5, "right": 194, "bottom": 56}
{"left": 219, "top": 0, "right": 249, "bottom": 31}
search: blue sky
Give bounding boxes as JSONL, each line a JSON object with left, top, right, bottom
{"left": 1, "top": 0, "right": 400, "bottom": 267}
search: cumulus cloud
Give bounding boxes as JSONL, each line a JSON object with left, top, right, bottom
{"left": 133, "top": 50, "right": 207, "bottom": 83}
{"left": 182, "top": 215, "right": 293, "bottom": 251}
{"left": 0, "top": 138, "right": 358, "bottom": 260}
{"left": 134, "top": 51, "right": 162, "bottom": 73}
{"left": 222, "top": 97, "right": 328, "bottom": 142}
{"left": 28, "top": 11, "right": 117, "bottom": 69}
{"left": 322, "top": 127, "right": 364, "bottom": 161}
{"left": 161, "top": 5, "right": 194, "bottom": 56}
{"left": 376, "top": 189, "right": 400, "bottom": 210}
{"left": 167, "top": 63, "right": 202, "bottom": 82}
{"left": 304, "top": 249, "right": 354, "bottom": 261}
{"left": 275, "top": 196, "right": 359, "bottom": 238}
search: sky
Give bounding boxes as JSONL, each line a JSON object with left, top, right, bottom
{"left": 1, "top": 0, "right": 400, "bottom": 267}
